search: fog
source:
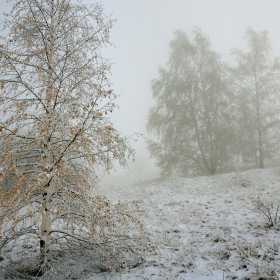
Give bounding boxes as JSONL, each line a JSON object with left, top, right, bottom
{"left": 2, "top": 0, "right": 280, "bottom": 178}
{"left": 95, "top": 0, "right": 280, "bottom": 177}
{"left": 4, "top": 2, "right": 280, "bottom": 278}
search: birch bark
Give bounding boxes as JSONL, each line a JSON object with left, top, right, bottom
{"left": 40, "top": 0, "right": 55, "bottom": 261}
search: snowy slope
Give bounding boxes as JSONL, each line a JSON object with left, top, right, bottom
{"left": 87, "top": 168, "right": 280, "bottom": 280}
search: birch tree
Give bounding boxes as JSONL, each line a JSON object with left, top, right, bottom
{"left": 147, "top": 28, "right": 235, "bottom": 176}
{"left": 231, "top": 27, "right": 280, "bottom": 168}
{"left": 0, "top": 0, "right": 145, "bottom": 278}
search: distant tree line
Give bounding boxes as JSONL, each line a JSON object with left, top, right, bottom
{"left": 146, "top": 27, "right": 280, "bottom": 176}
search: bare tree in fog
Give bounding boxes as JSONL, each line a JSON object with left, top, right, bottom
{"left": 146, "top": 28, "right": 235, "bottom": 176}
{"left": 231, "top": 27, "right": 280, "bottom": 168}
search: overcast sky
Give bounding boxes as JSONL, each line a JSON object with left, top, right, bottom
{"left": 97, "top": 0, "right": 280, "bottom": 175}
{"left": 2, "top": 0, "right": 280, "bottom": 175}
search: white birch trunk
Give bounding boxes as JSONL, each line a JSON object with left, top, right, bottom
{"left": 40, "top": 0, "right": 55, "bottom": 261}
{"left": 40, "top": 191, "right": 51, "bottom": 259}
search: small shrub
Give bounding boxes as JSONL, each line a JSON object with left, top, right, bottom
{"left": 254, "top": 200, "right": 280, "bottom": 227}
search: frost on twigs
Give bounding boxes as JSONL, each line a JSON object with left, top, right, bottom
{"left": 0, "top": 194, "right": 147, "bottom": 279}
{"left": 253, "top": 199, "right": 280, "bottom": 228}
{"left": 0, "top": 0, "right": 147, "bottom": 278}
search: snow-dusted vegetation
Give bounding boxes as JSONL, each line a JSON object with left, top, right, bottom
{"left": 0, "top": 1, "right": 146, "bottom": 278}
{"left": 1, "top": 1, "right": 280, "bottom": 279}
{"left": 88, "top": 167, "right": 280, "bottom": 280}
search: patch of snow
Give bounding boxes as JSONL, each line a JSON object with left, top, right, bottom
{"left": 87, "top": 168, "right": 280, "bottom": 279}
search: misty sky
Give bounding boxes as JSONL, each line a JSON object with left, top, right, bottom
{"left": 1, "top": 0, "right": 280, "bottom": 174}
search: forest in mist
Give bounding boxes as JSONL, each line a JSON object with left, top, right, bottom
{"left": 146, "top": 26, "right": 280, "bottom": 177}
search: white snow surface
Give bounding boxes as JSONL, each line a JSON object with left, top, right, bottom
{"left": 86, "top": 168, "right": 280, "bottom": 279}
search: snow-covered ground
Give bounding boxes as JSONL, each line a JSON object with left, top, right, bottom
{"left": 87, "top": 167, "right": 280, "bottom": 280}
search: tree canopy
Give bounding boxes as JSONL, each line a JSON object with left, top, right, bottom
{"left": 0, "top": 0, "right": 145, "bottom": 278}
{"left": 231, "top": 27, "right": 280, "bottom": 168}
{"left": 147, "top": 28, "right": 235, "bottom": 176}
{"left": 147, "top": 27, "right": 280, "bottom": 176}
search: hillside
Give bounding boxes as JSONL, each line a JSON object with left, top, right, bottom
{"left": 88, "top": 167, "right": 280, "bottom": 280}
